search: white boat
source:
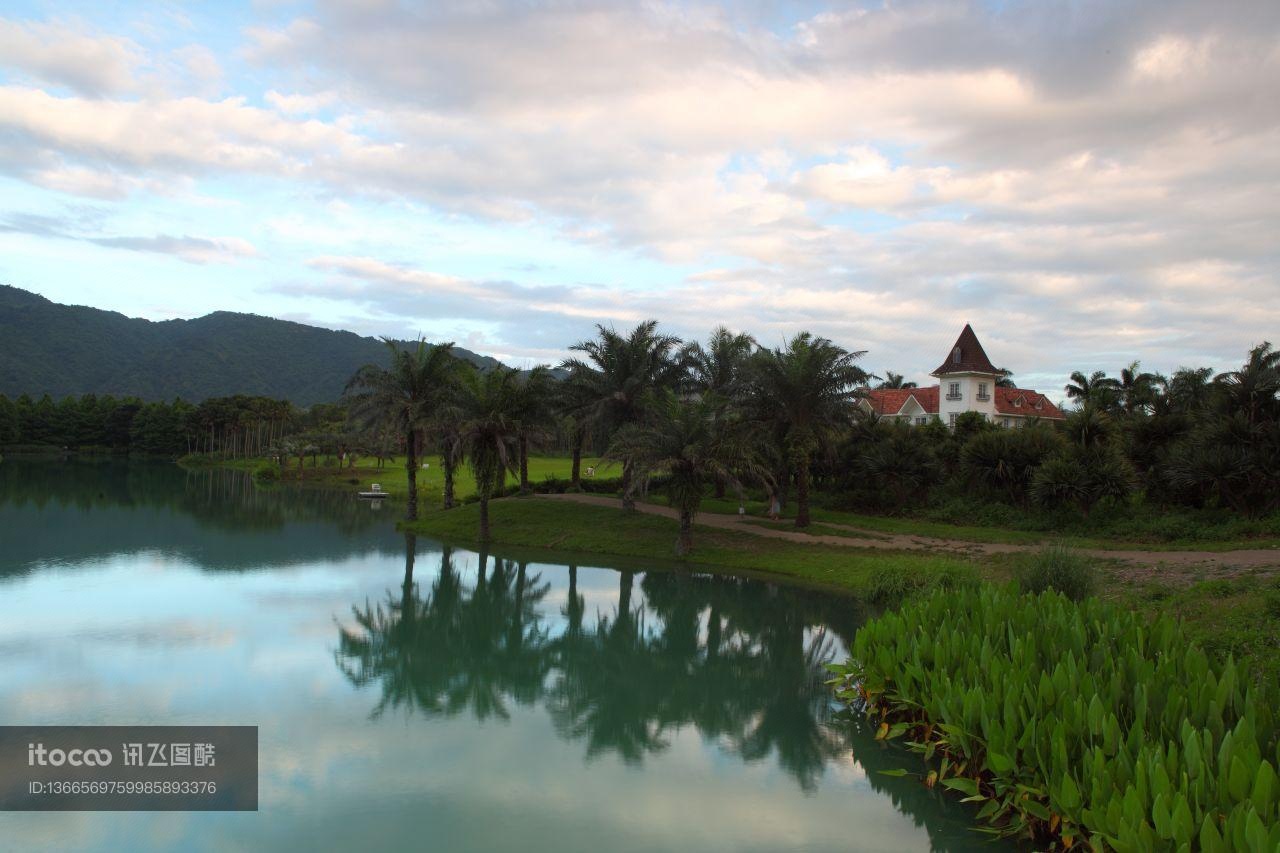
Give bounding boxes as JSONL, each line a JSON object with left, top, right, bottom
{"left": 357, "top": 483, "right": 387, "bottom": 499}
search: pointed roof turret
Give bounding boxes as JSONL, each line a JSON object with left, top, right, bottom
{"left": 931, "top": 324, "right": 1000, "bottom": 377}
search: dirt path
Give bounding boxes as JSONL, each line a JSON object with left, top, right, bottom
{"left": 535, "top": 493, "right": 1280, "bottom": 574}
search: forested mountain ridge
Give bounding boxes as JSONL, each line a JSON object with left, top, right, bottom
{"left": 0, "top": 285, "right": 504, "bottom": 405}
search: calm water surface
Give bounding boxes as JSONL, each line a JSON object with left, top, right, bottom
{"left": 0, "top": 460, "right": 993, "bottom": 852}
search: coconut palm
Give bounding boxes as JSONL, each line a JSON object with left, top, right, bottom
{"left": 747, "top": 332, "right": 869, "bottom": 528}
{"left": 456, "top": 366, "right": 522, "bottom": 540}
{"left": 875, "top": 371, "right": 917, "bottom": 390}
{"left": 561, "top": 321, "right": 687, "bottom": 510}
{"left": 345, "top": 338, "right": 458, "bottom": 520}
{"left": 607, "top": 391, "right": 765, "bottom": 555}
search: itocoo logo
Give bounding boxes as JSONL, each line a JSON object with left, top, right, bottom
{"left": 27, "top": 743, "right": 113, "bottom": 767}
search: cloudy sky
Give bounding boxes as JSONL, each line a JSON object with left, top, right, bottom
{"left": 1, "top": 0, "right": 1277, "bottom": 391}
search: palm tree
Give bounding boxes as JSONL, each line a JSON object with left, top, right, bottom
{"left": 875, "top": 371, "right": 917, "bottom": 390}
{"left": 557, "top": 362, "right": 602, "bottom": 490}
{"left": 688, "top": 327, "right": 756, "bottom": 397}
{"left": 747, "top": 333, "right": 869, "bottom": 527}
{"left": 456, "top": 366, "right": 522, "bottom": 540}
{"left": 1168, "top": 366, "right": 1215, "bottom": 413}
{"left": 995, "top": 368, "right": 1016, "bottom": 389}
{"left": 1118, "top": 360, "right": 1159, "bottom": 415}
{"left": 1064, "top": 370, "right": 1121, "bottom": 411}
{"left": 512, "top": 367, "right": 557, "bottom": 493}
{"left": 608, "top": 392, "right": 765, "bottom": 555}
{"left": 1214, "top": 342, "right": 1280, "bottom": 425}
{"left": 561, "top": 321, "right": 687, "bottom": 510}
{"left": 688, "top": 327, "right": 757, "bottom": 498}
{"left": 345, "top": 338, "right": 457, "bottom": 520}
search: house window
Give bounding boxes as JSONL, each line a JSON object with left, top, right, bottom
{"left": 977, "top": 382, "right": 989, "bottom": 401}
{"left": 952, "top": 346, "right": 962, "bottom": 364}
{"left": 1002, "top": 417, "right": 1011, "bottom": 428}
{"left": 948, "top": 413, "right": 957, "bottom": 428}
{"left": 946, "top": 382, "right": 961, "bottom": 400}
{"left": 915, "top": 416, "right": 927, "bottom": 426}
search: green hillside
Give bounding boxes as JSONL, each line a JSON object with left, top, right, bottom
{"left": 0, "top": 285, "right": 504, "bottom": 405}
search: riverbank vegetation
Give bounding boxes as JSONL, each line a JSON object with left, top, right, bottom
{"left": 6, "top": 322, "right": 1278, "bottom": 552}
{"left": 829, "top": 586, "right": 1280, "bottom": 850}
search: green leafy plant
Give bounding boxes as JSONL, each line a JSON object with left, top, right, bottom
{"left": 829, "top": 586, "right": 1280, "bottom": 850}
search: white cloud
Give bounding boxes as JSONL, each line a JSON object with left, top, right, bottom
{"left": 0, "top": 18, "right": 143, "bottom": 96}
{"left": 1, "top": 1, "right": 1278, "bottom": 381}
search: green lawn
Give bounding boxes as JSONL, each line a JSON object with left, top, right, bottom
{"left": 402, "top": 496, "right": 982, "bottom": 598}
{"left": 263, "top": 454, "right": 619, "bottom": 502}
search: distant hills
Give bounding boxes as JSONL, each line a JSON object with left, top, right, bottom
{"left": 0, "top": 285, "right": 505, "bottom": 406}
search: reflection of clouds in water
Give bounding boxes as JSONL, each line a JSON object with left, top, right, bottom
{"left": 0, "top": 470, "right": 988, "bottom": 852}
{"left": 245, "top": 703, "right": 926, "bottom": 852}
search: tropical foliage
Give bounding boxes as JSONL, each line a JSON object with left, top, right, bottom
{"left": 606, "top": 391, "right": 764, "bottom": 554}
{"left": 829, "top": 585, "right": 1280, "bottom": 850}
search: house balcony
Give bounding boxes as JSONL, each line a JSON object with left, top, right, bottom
{"left": 945, "top": 393, "right": 962, "bottom": 401}
{"left": 976, "top": 393, "right": 990, "bottom": 401}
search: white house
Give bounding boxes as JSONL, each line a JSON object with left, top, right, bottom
{"left": 863, "top": 324, "right": 1065, "bottom": 428}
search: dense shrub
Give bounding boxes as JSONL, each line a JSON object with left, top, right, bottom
{"left": 848, "top": 422, "right": 940, "bottom": 511}
{"left": 1015, "top": 544, "right": 1097, "bottom": 601}
{"left": 1031, "top": 445, "right": 1135, "bottom": 516}
{"left": 960, "top": 425, "right": 1062, "bottom": 504}
{"left": 830, "top": 586, "right": 1280, "bottom": 850}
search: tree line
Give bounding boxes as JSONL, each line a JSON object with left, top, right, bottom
{"left": 344, "top": 323, "right": 1280, "bottom": 553}
{"left": 7, "top": 323, "right": 1275, "bottom": 552}
{"left": 0, "top": 393, "right": 313, "bottom": 458}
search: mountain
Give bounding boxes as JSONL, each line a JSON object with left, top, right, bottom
{"left": 0, "top": 285, "right": 506, "bottom": 406}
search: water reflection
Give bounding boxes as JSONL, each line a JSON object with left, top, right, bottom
{"left": 0, "top": 458, "right": 399, "bottom": 575}
{"left": 339, "top": 536, "right": 862, "bottom": 792}
{"left": 0, "top": 461, "right": 999, "bottom": 851}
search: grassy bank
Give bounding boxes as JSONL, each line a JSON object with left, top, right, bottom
{"left": 205, "top": 454, "right": 1280, "bottom": 681}
{"left": 402, "top": 496, "right": 982, "bottom": 598}
{"left": 202, "top": 453, "right": 1280, "bottom": 551}
{"left": 402, "top": 494, "right": 1280, "bottom": 684}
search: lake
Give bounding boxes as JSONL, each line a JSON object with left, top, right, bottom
{"left": 0, "top": 459, "right": 992, "bottom": 852}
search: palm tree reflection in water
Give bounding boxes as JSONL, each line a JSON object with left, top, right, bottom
{"left": 336, "top": 537, "right": 860, "bottom": 792}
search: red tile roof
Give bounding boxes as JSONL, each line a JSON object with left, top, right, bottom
{"left": 864, "top": 385, "right": 1064, "bottom": 420}
{"left": 864, "top": 386, "right": 937, "bottom": 415}
{"left": 994, "top": 387, "right": 1064, "bottom": 419}
{"left": 931, "top": 324, "right": 1001, "bottom": 376}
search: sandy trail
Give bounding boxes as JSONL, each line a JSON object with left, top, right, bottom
{"left": 534, "top": 493, "right": 1280, "bottom": 575}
